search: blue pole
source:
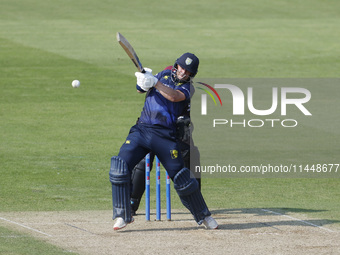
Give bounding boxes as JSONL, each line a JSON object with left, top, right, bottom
{"left": 156, "top": 156, "right": 161, "bottom": 221}
{"left": 166, "top": 171, "right": 171, "bottom": 221}
{"left": 145, "top": 153, "right": 150, "bottom": 221}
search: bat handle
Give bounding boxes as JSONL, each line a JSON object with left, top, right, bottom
{"left": 141, "top": 69, "right": 146, "bottom": 73}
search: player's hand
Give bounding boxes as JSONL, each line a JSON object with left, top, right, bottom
{"left": 135, "top": 70, "right": 158, "bottom": 91}
{"left": 143, "top": 67, "right": 153, "bottom": 75}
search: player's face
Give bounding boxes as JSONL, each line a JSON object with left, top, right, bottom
{"left": 176, "top": 65, "right": 192, "bottom": 81}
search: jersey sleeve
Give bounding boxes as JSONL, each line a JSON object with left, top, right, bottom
{"left": 178, "top": 82, "right": 194, "bottom": 101}
{"left": 155, "top": 70, "right": 166, "bottom": 80}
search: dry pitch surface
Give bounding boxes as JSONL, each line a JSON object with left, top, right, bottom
{"left": 1, "top": 209, "right": 339, "bottom": 255}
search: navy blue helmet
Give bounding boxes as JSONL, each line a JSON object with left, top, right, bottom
{"left": 175, "top": 53, "right": 199, "bottom": 77}
{"left": 172, "top": 53, "right": 199, "bottom": 83}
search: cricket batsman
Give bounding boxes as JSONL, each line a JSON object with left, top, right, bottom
{"left": 109, "top": 53, "right": 218, "bottom": 230}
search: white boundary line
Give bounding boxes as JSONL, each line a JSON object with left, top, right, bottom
{"left": 261, "top": 209, "right": 336, "bottom": 233}
{"left": 0, "top": 217, "right": 52, "bottom": 237}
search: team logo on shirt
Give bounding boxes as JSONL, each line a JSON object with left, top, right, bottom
{"left": 170, "top": 150, "right": 178, "bottom": 159}
{"left": 125, "top": 140, "right": 131, "bottom": 144}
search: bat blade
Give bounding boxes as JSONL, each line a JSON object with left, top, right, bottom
{"left": 116, "top": 32, "right": 145, "bottom": 73}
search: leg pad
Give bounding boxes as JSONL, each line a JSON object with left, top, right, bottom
{"left": 174, "top": 168, "right": 210, "bottom": 224}
{"left": 109, "top": 156, "right": 132, "bottom": 223}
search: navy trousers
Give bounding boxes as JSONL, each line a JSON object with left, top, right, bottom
{"left": 118, "top": 123, "right": 184, "bottom": 179}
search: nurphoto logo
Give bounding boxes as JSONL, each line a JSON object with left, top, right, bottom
{"left": 196, "top": 82, "right": 312, "bottom": 128}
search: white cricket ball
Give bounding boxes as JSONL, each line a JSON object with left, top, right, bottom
{"left": 72, "top": 80, "right": 80, "bottom": 88}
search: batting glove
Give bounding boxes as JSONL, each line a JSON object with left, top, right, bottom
{"left": 143, "top": 67, "right": 153, "bottom": 75}
{"left": 135, "top": 70, "right": 158, "bottom": 91}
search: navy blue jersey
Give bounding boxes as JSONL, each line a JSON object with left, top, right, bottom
{"left": 137, "top": 69, "right": 194, "bottom": 130}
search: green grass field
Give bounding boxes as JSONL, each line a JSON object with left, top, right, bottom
{"left": 1, "top": 0, "right": 339, "bottom": 254}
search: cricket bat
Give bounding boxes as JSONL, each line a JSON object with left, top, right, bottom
{"left": 116, "top": 32, "right": 145, "bottom": 73}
